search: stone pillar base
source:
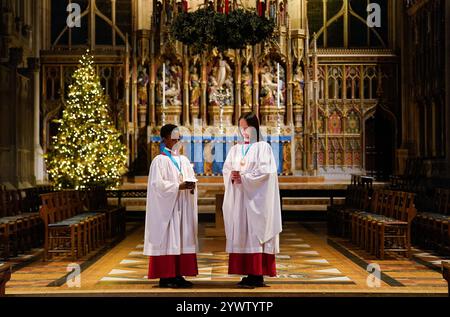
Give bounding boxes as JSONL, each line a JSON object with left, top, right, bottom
{"left": 293, "top": 104, "right": 304, "bottom": 128}
{"left": 395, "top": 148, "right": 409, "bottom": 176}
{"left": 260, "top": 106, "right": 286, "bottom": 127}
{"left": 156, "top": 105, "right": 182, "bottom": 126}
{"left": 34, "top": 145, "right": 45, "bottom": 184}
{"left": 207, "top": 105, "right": 234, "bottom": 129}
{"left": 190, "top": 105, "right": 200, "bottom": 125}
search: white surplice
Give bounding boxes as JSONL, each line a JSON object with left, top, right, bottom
{"left": 143, "top": 154, "right": 198, "bottom": 256}
{"left": 222, "top": 141, "right": 282, "bottom": 254}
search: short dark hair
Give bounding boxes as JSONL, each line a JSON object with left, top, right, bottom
{"left": 239, "top": 112, "right": 260, "bottom": 142}
{"left": 160, "top": 124, "right": 178, "bottom": 139}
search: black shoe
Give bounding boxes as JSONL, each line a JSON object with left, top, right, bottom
{"left": 159, "top": 278, "right": 180, "bottom": 288}
{"left": 248, "top": 275, "right": 268, "bottom": 287}
{"left": 237, "top": 276, "right": 255, "bottom": 289}
{"left": 175, "top": 276, "right": 193, "bottom": 288}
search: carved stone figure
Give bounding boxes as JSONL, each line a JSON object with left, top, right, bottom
{"left": 208, "top": 68, "right": 219, "bottom": 104}
{"left": 282, "top": 142, "right": 291, "bottom": 174}
{"left": 241, "top": 66, "right": 253, "bottom": 108}
{"left": 137, "top": 65, "right": 149, "bottom": 106}
{"left": 158, "top": 61, "right": 182, "bottom": 107}
{"left": 260, "top": 63, "right": 283, "bottom": 107}
{"left": 217, "top": 55, "right": 232, "bottom": 88}
{"left": 208, "top": 56, "right": 234, "bottom": 106}
{"left": 190, "top": 66, "right": 201, "bottom": 108}
{"left": 293, "top": 65, "right": 304, "bottom": 106}
{"left": 279, "top": 1, "right": 286, "bottom": 26}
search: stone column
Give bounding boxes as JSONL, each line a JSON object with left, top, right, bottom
{"left": 235, "top": 49, "right": 242, "bottom": 124}
{"left": 8, "top": 47, "right": 22, "bottom": 188}
{"left": 303, "top": 35, "right": 312, "bottom": 173}
{"left": 131, "top": 33, "right": 138, "bottom": 160}
{"left": 31, "top": 0, "right": 45, "bottom": 184}
{"left": 398, "top": 0, "right": 410, "bottom": 167}
{"left": 124, "top": 34, "right": 131, "bottom": 166}
{"left": 29, "top": 57, "right": 44, "bottom": 184}
{"left": 286, "top": 33, "right": 294, "bottom": 126}
{"left": 183, "top": 45, "right": 190, "bottom": 126}
{"left": 201, "top": 53, "right": 208, "bottom": 127}
{"left": 446, "top": 0, "right": 450, "bottom": 172}
{"left": 252, "top": 45, "right": 259, "bottom": 118}
{"left": 89, "top": 0, "right": 95, "bottom": 50}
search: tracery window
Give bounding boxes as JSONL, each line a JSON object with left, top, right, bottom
{"left": 51, "top": 0, "right": 131, "bottom": 48}
{"left": 307, "top": 0, "right": 389, "bottom": 48}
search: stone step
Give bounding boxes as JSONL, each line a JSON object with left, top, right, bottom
{"left": 125, "top": 196, "right": 344, "bottom": 206}
{"left": 198, "top": 204, "right": 327, "bottom": 213}
{"left": 125, "top": 206, "right": 328, "bottom": 214}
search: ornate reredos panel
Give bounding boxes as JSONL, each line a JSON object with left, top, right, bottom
{"left": 148, "top": 0, "right": 295, "bottom": 127}
{"left": 39, "top": 0, "right": 400, "bottom": 177}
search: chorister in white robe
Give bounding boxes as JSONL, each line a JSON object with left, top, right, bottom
{"left": 222, "top": 141, "right": 282, "bottom": 255}
{"left": 143, "top": 154, "right": 198, "bottom": 256}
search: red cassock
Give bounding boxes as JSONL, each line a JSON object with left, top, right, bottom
{"left": 148, "top": 254, "right": 198, "bottom": 279}
{"left": 228, "top": 253, "right": 277, "bottom": 277}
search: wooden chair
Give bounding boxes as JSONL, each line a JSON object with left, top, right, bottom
{"left": 1, "top": 186, "right": 51, "bottom": 259}
{"left": 345, "top": 186, "right": 371, "bottom": 243}
{"left": 413, "top": 188, "right": 450, "bottom": 254}
{"left": 328, "top": 184, "right": 358, "bottom": 237}
{"left": 39, "top": 191, "right": 106, "bottom": 261}
{"left": 373, "top": 191, "right": 416, "bottom": 259}
{"left": 14, "top": 190, "right": 42, "bottom": 251}
{"left": 389, "top": 158, "right": 425, "bottom": 192}
{"left": 0, "top": 219, "right": 11, "bottom": 259}
{"left": 66, "top": 190, "right": 106, "bottom": 256}
{"left": 351, "top": 189, "right": 416, "bottom": 259}
{"left": 0, "top": 190, "right": 30, "bottom": 257}
{"left": 0, "top": 192, "right": 13, "bottom": 258}
{"left": 443, "top": 261, "right": 450, "bottom": 296}
{"left": 327, "top": 177, "right": 372, "bottom": 239}
{"left": 352, "top": 189, "right": 384, "bottom": 250}
{"left": 0, "top": 263, "right": 11, "bottom": 296}
{"left": 83, "top": 187, "right": 125, "bottom": 239}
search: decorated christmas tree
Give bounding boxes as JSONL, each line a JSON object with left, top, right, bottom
{"left": 46, "top": 51, "right": 128, "bottom": 189}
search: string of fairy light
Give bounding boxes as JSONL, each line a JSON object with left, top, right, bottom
{"left": 46, "top": 51, "right": 128, "bottom": 190}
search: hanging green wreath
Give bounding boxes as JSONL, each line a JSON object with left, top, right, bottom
{"left": 171, "top": 8, "right": 275, "bottom": 53}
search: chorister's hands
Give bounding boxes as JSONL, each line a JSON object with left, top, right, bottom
{"left": 179, "top": 181, "right": 196, "bottom": 191}
{"left": 231, "top": 171, "right": 242, "bottom": 184}
{"left": 187, "top": 182, "right": 196, "bottom": 195}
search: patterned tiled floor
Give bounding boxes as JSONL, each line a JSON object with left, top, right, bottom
{"left": 411, "top": 249, "right": 450, "bottom": 270}
{"left": 4, "top": 221, "right": 448, "bottom": 295}
{"left": 98, "top": 224, "right": 354, "bottom": 286}
{"left": 327, "top": 235, "right": 449, "bottom": 288}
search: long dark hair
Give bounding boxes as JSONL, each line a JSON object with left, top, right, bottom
{"left": 239, "top": 112, "right": 260, "bottom": 142}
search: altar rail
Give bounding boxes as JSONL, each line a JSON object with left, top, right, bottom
{"left": 279, "top": 188, "right": 347, "bottom": 209}
{"left": 107, "top": 184, "right": 351, "bottom": 210}
{"left": 107, "top": 190, "right": 147, "bottom": 206}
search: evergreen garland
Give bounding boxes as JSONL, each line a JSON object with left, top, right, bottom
{"left": 171, "top": 8, "right": 275, "bottom": 53}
